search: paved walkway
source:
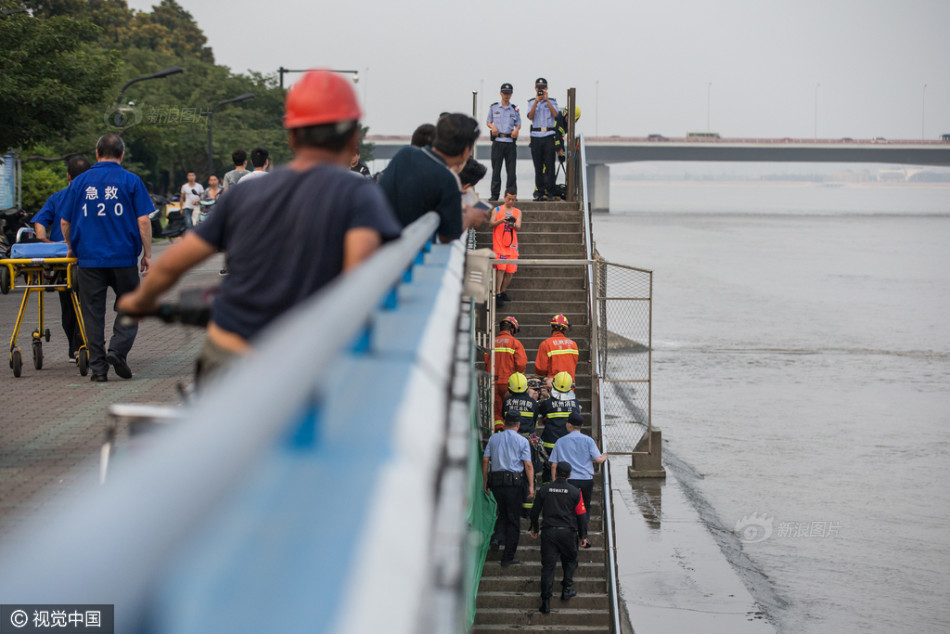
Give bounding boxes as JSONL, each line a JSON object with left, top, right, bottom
{"left": 0, "top": 242, "right": 224, "bottom": 540}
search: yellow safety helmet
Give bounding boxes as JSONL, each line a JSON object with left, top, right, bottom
{"left": 508, "top": 372, "right": 528, "bottom": 394}
{"left": 559, "top": 106, "right": 581, "bottom": 122}
{"left": 552, "top": 371, "right": 573, "bottom": 393}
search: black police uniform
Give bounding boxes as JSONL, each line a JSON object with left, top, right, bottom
{"left": 530, "top": 474, "right": 588, "bottom": 603}
{"left": 503, "top": 393, "right": 542, "bottom": 515}
{"left": 538, "top": 395, "right": 580, "bottom": 482}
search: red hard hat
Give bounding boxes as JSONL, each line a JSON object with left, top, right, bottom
{"left": 551, "top": 314, "right": 570, "bottom": 329}
{"left": 501, "top": 316, "right": 520, "bottom": 334}
{"left": 283, "top": 70, "right": 362, "bottom": 129}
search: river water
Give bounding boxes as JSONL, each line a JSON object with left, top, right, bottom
{"left": 593, "top": 180, "right": 950, "bottom": 633}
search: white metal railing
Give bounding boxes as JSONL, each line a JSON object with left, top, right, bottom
{"left": 0, "top": 212, "right": 477, "bottom": 634}
{"left": 579, "top": 134, "right": 623, "bottom": 634}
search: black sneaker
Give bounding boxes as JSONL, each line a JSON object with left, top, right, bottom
{"left": 499, "top": 292, "right": 511, "bottom": 302}
{"left": 90, "top": 373, "right": 108, "bottom": 383}
{"left": 561, "top": 587, "right": 577, "bottom": 601}
{"left": 106, "top": 350, "right": 132, "bottom": 379}
{"left": 500, "top": 558, "right": 520, "bottom": 567}
{"left": 539, "top": 598, "right": 550, "bottom": 614}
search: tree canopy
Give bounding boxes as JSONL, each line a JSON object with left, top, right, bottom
{"left": 5, "top": 0, "right": 353, "bottom": 210}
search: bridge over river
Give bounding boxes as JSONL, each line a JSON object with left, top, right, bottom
{"left": 367, "top": 135, "right": 950, "bottom": 210}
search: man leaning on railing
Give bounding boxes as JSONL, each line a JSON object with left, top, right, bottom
{"left": 116, "top": 70, "right": 400, "bottom": 387}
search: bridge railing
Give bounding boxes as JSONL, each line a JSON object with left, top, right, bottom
{"left": 0, "top": 212, "right": 480, "bottom": 634}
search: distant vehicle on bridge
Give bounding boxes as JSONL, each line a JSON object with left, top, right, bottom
{"left": 942, "top": 133, "right": 950, "bottom": 142}
{"left": 686, "top": 131, "right": 720, "bottom": 139}
{"left": 647, "top": 133, "right": 667, "bottom": 141}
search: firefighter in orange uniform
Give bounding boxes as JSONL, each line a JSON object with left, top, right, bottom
{"left": 535, "top": 313, "right": 579, "bottom": 392}
{"left": 485, "top": 316, "right": 527, "bottom": 432}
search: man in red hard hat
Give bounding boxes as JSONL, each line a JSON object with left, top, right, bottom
{"left": 485, "top": 316, "right": 527, "bottom": 431}
{"left": 118, "top": 70, "right": 401, "bottom": 385}
{"left": 535, "top": 313, "right": 579, "bottom": 392}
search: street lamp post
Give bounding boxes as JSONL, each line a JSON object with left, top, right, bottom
{"left": 814, "top": 83, "right": 820, "bottom": 140}
{"left": 207, "top": 93, "right": 255, "bottom": 176}
{"left": 595, "top": 80, "right": 599, "bottom": 137}
{"left": 922, "top": 84, "right": 927, "bottom": 140}
{"left": 706, "top": 82, "right": 712, "bottom": 132}
{"left": 112, "top": 66, "right": 183, "bottom": 127}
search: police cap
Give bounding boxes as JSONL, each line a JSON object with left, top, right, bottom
{"left": 500, "top": 82, "right": 513, "bottom": 94}
{"left": 555, "top": 461, "right": 572, "bottom": 477}
{"left": 535, "top": 77, "right": 548, "bottom": 88}
{"left": 567, "top": 411, "right": 584, "bottom": 427}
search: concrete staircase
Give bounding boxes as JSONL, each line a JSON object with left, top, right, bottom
{"left": 472, "top": 200, "right": 611, "bottom": 632}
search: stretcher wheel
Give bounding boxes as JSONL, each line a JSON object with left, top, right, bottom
{"left": 11, "top": 348, "right": 22, "bottom": 377}
{"left": 0, "top": 267, "right": 8, "bottom": 294}
{"left": 44, "top": 328, "right": 51, "bottom": 342}
{"left": 78, "top": 348, "right": 89, "bottom": 376}
{"left": 32, "top": 340, "right": 43, "bottom": 370}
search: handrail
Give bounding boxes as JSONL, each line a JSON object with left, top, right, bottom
{"left": 579, "top": 134, "right": 623, "bottom": 634}
{"left": 0, "top": 212, "right": 442, "bottom": 630}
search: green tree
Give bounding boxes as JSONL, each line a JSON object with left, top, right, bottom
{"left": 0, "top": 4, "right": 118, "bottom": 152}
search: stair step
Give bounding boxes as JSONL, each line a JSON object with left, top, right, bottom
{"left": 476, "top": 591, "right": 609, "bottom": 610}
{"left": 473, "top": 607, "right": 610, "bottom": 627}
{"left": 476, "top": 577, "right": 608, "bottom": 594}
{"left": 482, "top": 545, "right": 604, "bottom": 565}
{"left": 472, "top": 625, "right": 608, "bottom": 632}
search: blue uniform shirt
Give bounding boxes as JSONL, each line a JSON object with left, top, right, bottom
{"left": 60, "top": 162, "right": 154, "bottom": 268}
{"left": 528, "top": 97, "right": 559, "bottom": 137}
{"left": 484, "top": 428, "right": 531, "bottom": 472}
{"left": 487, "top": 102, "right": 521, "bottom": 143}
{"left": 549, "top": 430, "right": 602, "bottom": 480}
{"left": 31, "top": 187, "right": 69, "bottom": 242}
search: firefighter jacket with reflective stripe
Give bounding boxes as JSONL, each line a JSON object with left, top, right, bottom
{"left": 535, "top": 333, "right": 579, "bottom": 379}
{"left": 485, "top": 332, "right": 527, "bottom": 384}
{"left": 530, "top": 478, "right": 588, "bottom": 538}
{"left": 503, "top": 394, "right": 540, "bottom": 434}
{"left": 539, "top": 394, "right": 580, "bottom": 447}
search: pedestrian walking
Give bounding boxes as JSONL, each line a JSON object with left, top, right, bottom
{"left": 550, "top": 411, "right": 607, "bottom": 528}
{"left": 221, "top": 149, "right": 250, "bottom": 193}
{"left": 486, "top": 82, "right": 520, "bottom": 201}
{"left": 178, "top": 171, "right": 203, "bottom": 229}
{"left": 485, "top": 316, "right": 527, "bottom": 431}
{"left": 31, "top": 156, "right": 91, "bottom": 363}
{"left": 530, "top": 461, "right": 588, "bottom": 614}
{"left": 538, "top": 371, "right": 581, "bottom": 482}
{"left": 60, "top": 133, "right": 154, "bottom": 382}
{"left": 483, "top": 411, "right": 535, "bottom": 566}
{"left": 535, "top": 313, "right": 579, "bottom": 391}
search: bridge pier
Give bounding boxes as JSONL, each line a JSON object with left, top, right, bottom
{"left": 587, "top": 163, "right": 610, "bottom": 212}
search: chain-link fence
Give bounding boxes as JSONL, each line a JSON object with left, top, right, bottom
{"left": 594, "top": 259, "right": 653, "bottom": 453}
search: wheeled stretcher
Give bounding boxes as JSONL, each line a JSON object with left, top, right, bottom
{"left": 0, "top": 242, "right": 89, "bottom": 377}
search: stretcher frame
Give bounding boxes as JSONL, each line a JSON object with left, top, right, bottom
{"left": 0, "top": 256, "right": 89, "bottom": 377}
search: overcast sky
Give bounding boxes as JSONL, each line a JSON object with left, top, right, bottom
{"left": 129, "top": 0, "right": 949, "bottom": 140}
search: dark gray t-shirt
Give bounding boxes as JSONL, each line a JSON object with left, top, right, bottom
{"left": 378, "top": 146, "right": 462, "bottom": 241}
{"left": 195, "top": 164, "right": 401, "bottom": 340}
